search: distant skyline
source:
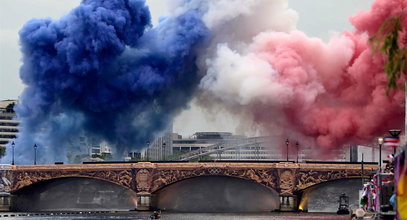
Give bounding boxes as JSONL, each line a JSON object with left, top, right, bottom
{"left": 0, "top": 0, "right": 374, "bottom": 137}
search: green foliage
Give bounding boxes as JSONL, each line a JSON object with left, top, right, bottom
{"left": 370, "top": 15, "right": 407, "bottom": 90}
{"left": 189, "top": 154, "right": 213, "bottom": 162}
{"left": 66, "top": 152, "right": 83, "bottom": 164}
{"left": 128, "top": 156, "right": 142, "bottom": 162}
{"left": 199, "top": 155, "right": 213, "bottom": 161}
{"left": 0, "top": 147, "right": 5, "bottom": 158}
{"left": 5, "top": 103, "right": 15, "bottom": 113}
{"left": 165, "top": 150, "right": 215, "bottom": 161}
{"left": 166, "top": 150, "right": 190, "bottom": 161}
{"left": 93, "top": 153, "right": 111, "bottom": 160}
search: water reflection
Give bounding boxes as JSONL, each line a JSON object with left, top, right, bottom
{"left": 0, "top": 212, "right": 348, "bottom": 220}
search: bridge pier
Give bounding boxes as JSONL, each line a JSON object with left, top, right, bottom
{"left": 279, "top": 194, "right": 297, "bottom": 211}
{"left": 0, "top": 165, "right": 11, "bottom": 211}
{"left": 136, "top": 193, "right": 151, "bottom": 211}
{"left": 0, "top": 193, "right": 10, "bottom": 211}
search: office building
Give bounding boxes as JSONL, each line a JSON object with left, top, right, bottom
{"left": 0, "top": 100, "right": 19, "bottom": 156}
{"left": 144, "top": 132, "right": 174, "bottom": 161}
{"left": 89, "top": 142, "right": 112, "bottom": 160}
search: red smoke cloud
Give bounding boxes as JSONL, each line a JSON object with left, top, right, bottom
{"left": 201, "top": 0, "right": 406, "bottom": 151}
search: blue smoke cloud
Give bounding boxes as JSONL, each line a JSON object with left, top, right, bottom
{"left": 5, "top": 0, "right": 208, "bottom": 164}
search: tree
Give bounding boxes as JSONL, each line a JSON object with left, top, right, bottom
{"left": 370, "top": 15, "right": 406, "bottom": 90}
{"left": 0, "top": 147, "right": 5, "bottom": 158}
{"left": 5, "top": 102, "right": 15, "bottom": 113}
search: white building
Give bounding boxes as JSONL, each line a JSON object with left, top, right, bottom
{"left": 171, "top": 133, "right": 290, "bottom": 161}
{"left": 170, "top": 133, "right": 353, "bottom": 162}
{"left": 172, "top": 132, "right": 235, "bottom": 154}
{"left": 144, "top": 130, "right": 397, "bottom": 163}
{"left": 89, "top": 142, "right": 112, "bottom": 159}
{"left": 345, "top": 145, "right": 394, "bottom": 164}
{"left": 0, "top": 100, "right": 19, "bottom": 155}
{"left": 144, "top": 132, "right": 174, "bottom": 161}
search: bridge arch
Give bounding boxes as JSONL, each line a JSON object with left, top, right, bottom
{"left": 11, "top": 176, "right": 137, "bottom": 211}
{"left": 295, "top": 176, "right": 365, "bottom": 192}
{"left": 12, "top": 175, "right": 133, "bottom": 193}
{"left": 297, "top": 178, "right": 363, "bottom": 213}
{"left": 151, "top": 175, "right": 280, "bottom": 212}
{"left": 11, "top": 169, "right": 133, "bottom": 193}
{"left": 149, "top": 167, "right": 279, "bottom": 194}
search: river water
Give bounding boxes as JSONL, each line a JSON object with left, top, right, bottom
{"left": 0, "top": 212, "right": 349, "bottom": 219}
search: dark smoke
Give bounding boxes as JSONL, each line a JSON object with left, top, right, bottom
{"left": 6, "top": 0, "right": 208, "bottom": 164}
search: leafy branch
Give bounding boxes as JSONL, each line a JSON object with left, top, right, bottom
{"left": 370, "top": 15, "right": 406, "bottom": 90}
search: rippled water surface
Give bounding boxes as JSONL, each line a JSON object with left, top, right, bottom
{"left": 0, "top": 212, "right": 349, "bottom": 220}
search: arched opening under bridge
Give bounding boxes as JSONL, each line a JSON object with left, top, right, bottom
{"left": 151, "top": 175, "right": 280, "bottom": 212}
{"left": 298, "top": 178, "right": 363, "bottom": 213}
{"left": 11, "top": 177, "right": 137, "bottom": 211}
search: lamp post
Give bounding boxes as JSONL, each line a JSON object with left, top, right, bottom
{"left": 33, "top": 144, "right": 38, "bottom": 165}
{"left": 377, "top": 137, "right": 383, "bottom": 170}
{"left": 11, "top": 141, "right": 15, "bottom": 165}
{"left": 256, "top": 143, "right": 260, "bottom": 161}
{"left": 388, "top": 129, "right": 401, "bottom": 154}
{"left": 285, "top": 138, "right": 289, "bottom": 162}
{"left": 162, "top": 142, "right": 166, "bottom": 161}
{"left": 361, "top": 153, "right": 365, "bottom": 187}
{"left": 145, "top": 141, "right": 150, "bottom": 161}
{"left": 296, "top": 141, "right": 299, "bottom": 163}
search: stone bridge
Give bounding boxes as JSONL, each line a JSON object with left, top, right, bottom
{"left": 0, "top": 162, "right": 377, "bottom": 211}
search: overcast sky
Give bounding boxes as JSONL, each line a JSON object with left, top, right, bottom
{"left": 0, "top": 0, "right": 374, "bottom": 137}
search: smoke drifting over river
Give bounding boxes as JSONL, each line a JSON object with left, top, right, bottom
{"left": 6, "top": 0, "right": 406, "bottom": 163}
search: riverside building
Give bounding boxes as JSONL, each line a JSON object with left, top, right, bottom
{"left": 0, "top": 100, "right": 19, "bottom": 156}
{"left": 144, "top": 131, "right": 380, "bottom": 163}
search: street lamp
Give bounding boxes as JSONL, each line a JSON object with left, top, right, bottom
{"left": 145, "top": 141, "right": 150, "bottom": 161}
{"left": 33, "top": 144, "right": 38, "bottom": 165}
{"left": 360, "top": 153, "right": 365, "bottom": 187}
{"left": 11, "top": 141, "right": 15, "bottom": 165}
{"left": 296, "top": 141, "right": 299, "bottom": 163}
{"left": 256, "top": 143, "right": 260, "bottom": 161}
{"left": 285, "top": 138, "right": 289, "bottom": 162}
{"left": 388, "top": 129, "right": 401, "bottom": 137}
{"left": 162, "top": 142, "right": 166, "bottom": 161}
{"left": 377, "top": 137, "right": 383, "bottom": 170}
{"left": 388, "top": 129, "right": 401, "bottom": 154}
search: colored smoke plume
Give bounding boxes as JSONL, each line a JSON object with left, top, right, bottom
{"left": 195, "top": 0, "right": 406, "bottom": 153}
{"left": 6, "top": 0, "right": 407, "bottom": 163}
{"left": 7, "top": 0, "right": 208, "bottom": 164}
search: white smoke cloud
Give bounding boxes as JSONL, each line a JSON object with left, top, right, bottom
{"left": 172, "top": 0, "right": 302, "bottom": 136}
{"left": 171, "top": 0, "right": 298, "bottom": 42}
{"left": 201, "top": 44, "right": 294, "bottom": 106}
